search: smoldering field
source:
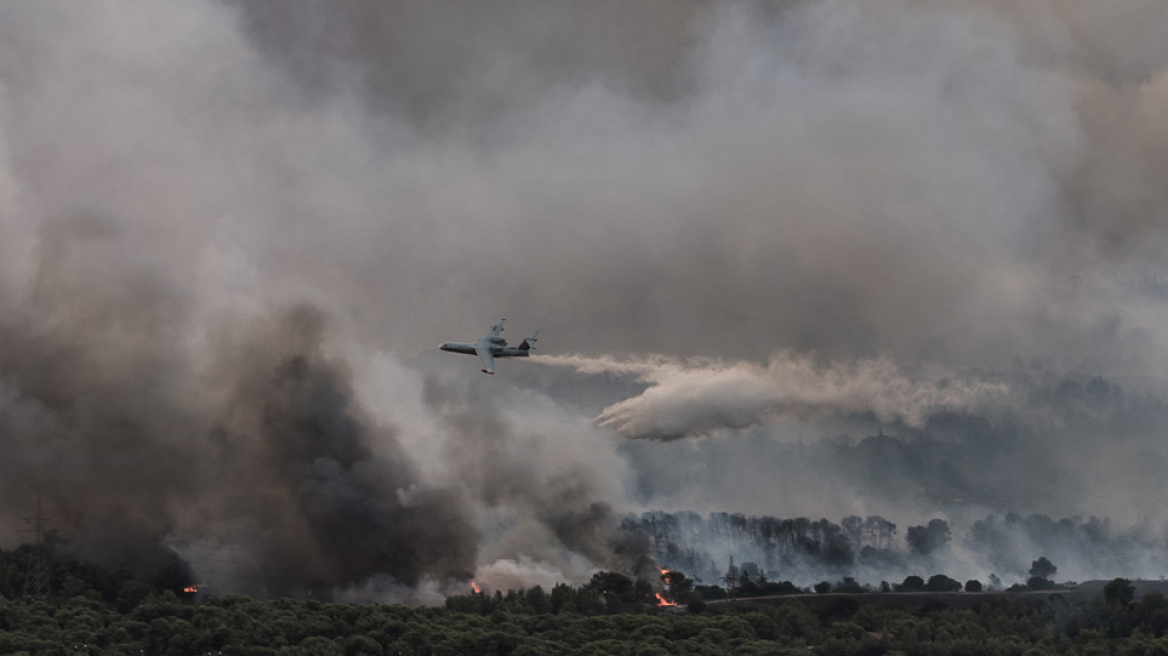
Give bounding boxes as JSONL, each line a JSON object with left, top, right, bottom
{"left": 2, "top": 0, "right": 1168, "bottom": 600}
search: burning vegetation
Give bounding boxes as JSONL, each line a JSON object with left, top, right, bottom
{"left": 9, "top": 536, "right": 1160, "bottom": 655}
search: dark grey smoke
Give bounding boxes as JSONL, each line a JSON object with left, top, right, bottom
{"left": 0, "top": 248, "right": 477, "bottom": 593}
{"left": 205, "top": 305, "right": 477, "bottom": 594}
{"left": 0, "top": 213, "right": 205, "bottom": 572}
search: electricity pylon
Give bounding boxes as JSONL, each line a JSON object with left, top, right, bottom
{"left": 19, "top": 496, "right": 51, "bottom": 601}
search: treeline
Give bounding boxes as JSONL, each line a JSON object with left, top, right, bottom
{"left": 629, "top": 510, "right": 1168, "bottom": 584}
{"left": 4, "top": 534, "right": 1168, "bottom": 654}
{"left": 630, "top": 511, "right": 944, "bottom": 583}
{"left": 4, "top": 564, "right": 1168, "bottom": 654}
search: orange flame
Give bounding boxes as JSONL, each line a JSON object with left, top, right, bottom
{"left": 471, "top": 581, "right": 482, "bottom": 594}
{"left": 657, "top": 568, "right": 678, "bottom": 606}
{"left": 183, "top": 583, "right": 205, "bottom": 594}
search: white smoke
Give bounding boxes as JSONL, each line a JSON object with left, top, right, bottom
{"left": 475, "top": 555, "right": 576, "bottom": 593}
{"left": 542, "top": 353, "right": 1011, "bottom": 439}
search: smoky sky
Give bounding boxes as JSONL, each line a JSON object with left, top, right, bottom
{"left": 3, "top": 0, "right": 1166, "bottom": 365}
{"left": 219, "top": 0, "right": 1168, "bottom": 370}
{"left": 2, "top": 0, "right": 1168, "bottom": 595}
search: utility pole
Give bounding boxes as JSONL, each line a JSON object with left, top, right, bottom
{"left": 19, "top": 496, "right": 51, "bottom": 601}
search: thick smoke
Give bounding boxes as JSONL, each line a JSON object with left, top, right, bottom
{"left": 0, "top": 1, "right": 1166, "bottom": 366}
{"left": 2, "top": 0, "right": 1168, "bottom": 597}
{"left": 214, "top": 0, "right": 1168, "bottom": 371}
{"left": 0, "top": 280, "right": 478, "bottom": 593}
{"left": 423, "top": 378, "right": 656, "bottom": 583}
{"left": 198, "top": 305, "right": 478, "bottom": 594}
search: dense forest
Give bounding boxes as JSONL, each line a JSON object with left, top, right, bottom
{"left": 3, "top": 544, "right": 1168, "bottom": 654}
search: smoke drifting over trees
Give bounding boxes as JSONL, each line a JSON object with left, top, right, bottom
{"left": 637, "top": 510, "right": 1168, "bottom": 589}
{"left": 1, "top": 0, "right": 1168, "bottom": 598}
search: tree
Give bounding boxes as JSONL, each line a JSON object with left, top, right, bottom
{"left": 575, "top": 587, "right": 605, "bottom": 615}
{"left": 525, "top": 586, "right": 551, "bottom": 614}
{"left": 1132, "top": 592, "right": 1168, "bottom": 636}
{"left": 924, "top": 575, "right": 962, "bottom": 592}
{"left": 864, "top": 515, "right": 897, "bottom": 550}
{"left": 116, "top": 580, "right": 151, "bottom": 612}
{"left": 342, "top": 635, "right": 383, "bottom": 655}
{"left": 550, "top": 583, "right": 576, "bottom": 614}
{"left": 586, "top": 571, "right": 638, "bottom": 612}
{"left": 737, "top": 571, "right": 760, "bottom": 597}
{"left": 1103, "top": 578, "right": 1137, "bottom": 639}
{"left": 695, "top": 584, "right": 727, "bottom": 601}
{"left": 1027, "top": 576, "right": 1058, "bottom": 591}
{"left": 586, "top": 571, "right": 635, "bottom": 606}
{"left": 897, "top": 576, "right": 925, "bottom": 592}
{"left": 1105, "top": 578, "right": 1136, "bottom": 608}
{"left": 834, "top": 577, "right": 865, "bottom": 594}
{"left": 822, "top": 531, "right": 856, "bottom": 567}
{"left": 814, "top": 581, "right": 832, "bottom": 594}
{"left": 760, "top": 580, "right": 801, "bottom": 596}
{"left": 633, "top": 578, "right": 655, "bottom": 606}
{"left": 841, "top": 516, "right": 863, "bottom": 549}
{"left": 964, "top": 580, "right": 983, "bottom": 592}
{"left": 906, "top": 519, "right": 951, "bottom": 555}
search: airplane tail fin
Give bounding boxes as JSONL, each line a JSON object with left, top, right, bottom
{"left": 518, "top": 331, "right": 539, "bottom": 351}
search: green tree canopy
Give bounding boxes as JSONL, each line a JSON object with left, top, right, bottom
{"left": 1105, "top": 578, "right": 1136, "bottom": 608}
{"left": 906, "top": 519, "right": 951, "bottom": 555}
{"left": 898, "top": 575, "right": 925, "bottom": 592}
{"left": 924, "top": 574, "right": 962, "bottom": 592}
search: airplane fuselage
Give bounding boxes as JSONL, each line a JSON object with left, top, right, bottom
{"left": 439, "top": 319, "right": 538, "bottom": 374}
{"left": 438, "top": 341, "right": 478, "bottom": 355}
{"left": 439, "top": 341, "right": 533, "bottom": 358}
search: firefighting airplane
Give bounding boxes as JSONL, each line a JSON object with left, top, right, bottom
{"left": 439, "top": 319, "right": 538, "bottom": 374}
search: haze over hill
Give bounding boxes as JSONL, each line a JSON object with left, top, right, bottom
{"left": 1, "top": 0, "right": 1168, "bottom": 600}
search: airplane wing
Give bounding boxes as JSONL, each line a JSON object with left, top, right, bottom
{"left": 477, "top": 347, "right": 495, "bottom": 375}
